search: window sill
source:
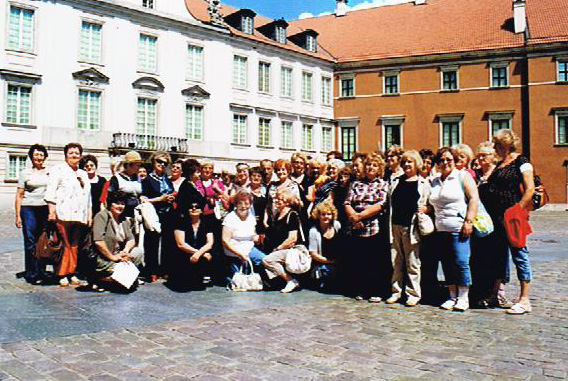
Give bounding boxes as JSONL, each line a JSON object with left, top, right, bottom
{"left": 489, "top": 86, "right": 510, "bottom": 90}
{"left": 78, "top": 60, "right": 104, "bottom": 67}
{"left": 258, "top": 91, "right": 272, "bottom": 96}
{"left": 5, "top": 49, "right": 36, "bottom": 57}
{"left": 186, "top": 77, "right": 205, "bottom": 84}
{"left": 231, "top": 142, "right": 251, "bottom": 148}
{"left": 280, "top": 147, "right": 296, "bottom": 152}
{"left": 4, "top": 179, "right": 18, "bottom": 184}
{"left": 137, "top": 70, "right": 159, "bottom": 76}
{"left": 257, "top": 145, "right": 274, "bottom": 149}
{"left": 555, "top": 81, "right": 568, "bottom": 85}
{"left": 301, "top": 149, "right": 316, "bottom": 154}
{"left": 2, "top": 122, "right": 37, "bottom": 129}
{"left": 440, "top": 89, "right": 460, "bottom": 93}
{"left": 339, "top": 96, "right": 355, "bottom": 100}
{"left": 301, "top": 100, "right": 315, "bottom": 104}
{"left": 280, "top": 95, "right": 294, "bottom": 100}
{"left": 233, "top": 87, "right": 249, "bottom": 92}
{"left": 553, "top": 144, "right": 568, "bottom": 147}
{"left": 382, "top": 93, "right": 400, "bottom": 97}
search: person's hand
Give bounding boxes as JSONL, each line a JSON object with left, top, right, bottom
{"left": 190, "top": 253, "right": 201, "bottom": 263}
{"left": 203, "top": 252, "right": 213, "bottom": 261}
{"left": 460, "top": 221, "right": 473, "bottom": 238}
{"left": 87, "top": 217, "right": 93, "bottom": 227}
{"left": 253, "top": 234, "right": 260, "bottom": 244}
{"left": 417, "top": 205, "right": 429, "bottom": 214}
{"left": 15, "top": 216, "right": 22, "bottom": 229}
{"left": 212, "top": 182, "right": 222, "bottom": 194}
{"left": 353, "top": 221, "right": 364, "bottom": 230}
{"left": 349, "top": 213, "right": 361, "bottom": 224}
{"left": 166, "top": 193, "right": 176, "bottom": 203}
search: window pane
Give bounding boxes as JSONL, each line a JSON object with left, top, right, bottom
{"left": 9, "top": 6, "right": 34, "bottom": 52}
{"left": 558, "top": 62, "right": 568, "bottom": 82}
{"left": 137, "top": 98, "right": 157, "bottom": 148}
{"left": 302, "top": 72, "right": 313, "bottom": 101}
{"left": 281, "top": 121, "right": 293, "bottom": 148}
{"left": 6, "top": 85, "right": 31, "bottom": 124}
{"left": 322, "top": 127, "right": 332, "bottom": 152}
{"left": 322, "top": 77, "right": 332, "bottom": 105}
{"left": 139, "top": 34, "right": 157, "bottom": 72}
{"left": 442, "top": 122, "right": 460, "bottom": 146}
{"left": 186, "top": 104, "right": 203, "bottom": 140}
{"left": 233, "top": 115, "right": 247, "bottom": 144}
{"left": 187, "top": 45, "right": 204, "bottom": 80}
{"left": 491, "top": 119, "right": 510, "bottom": 135}
{"left": 281, "top": 67, "right": 292, "bottom": 97}
{"left": 341, "top": 79, "right": 354, "bottom": 97}
{"left": 443, "top": 70, "right": 457, "bottom": 90}
{"left": 492, "top": 67, "right": 508, "bottom": 87}
{"left": 385, "top": 75, "right": 398, "bottom": 94}
{"left": 302, "top": 124, "right": 313, "bottom": 150}
{"left": 233, "top": 56, "right": 247, "bottom": 89}
{"left": 341, "top": 127, "right": 356, "bottom": 160}
{"left": 258, "top": 62, "right": 270, "bottom": 93}
{"left": 385, "top": 125, "right": 401, "bottom": 149}
{"left": 80, "top": 22, "right": 102, "bottom": 62}
{"left": 559, "top": 116, "right": 567, "bottom": 144}
{"left": 258, "top": 118, "right": 271, "bottom": 146}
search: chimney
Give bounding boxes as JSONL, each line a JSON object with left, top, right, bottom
{"left": 513, "top": 0, "right": 526, "bottom": 34}
{"left": 335, "top": 0, "right": 348, "bottom": 17}
{"left": 414, "top": 0, "right": 426, "bottom": 5}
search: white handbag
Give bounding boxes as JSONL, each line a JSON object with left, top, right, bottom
{"left": 230, "top": 260, "right": 263, "bottom": 291}
{"left": 416, "top": 212, "right": 435, "bottom": 236}
{"left": 285, "top": 245, "right": 312, "bottom": 274}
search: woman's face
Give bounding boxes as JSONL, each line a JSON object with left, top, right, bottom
{"left": 109, "top": 201, "right": 125, "bottom": 216}
{"left": 402, "top": 158, "right": 418, "bottom": 177}
{"left": 387, "top": 153, "right": 400, "bottom": 170}
{"left": 236, "top": 199, "right": 251, "bottom": 216}
{"left": 201, "top": 164, "right": 214, "bottom": 180}
{"left": 171, "top": 163, "right": 182, "bottom": 179}
{"left": 250, "top": 172, "right": 263, "bottom": 187}
{"left": 83, "top": 160, "right": 97, "bottom": 175}
{"left": 365, "top": 160, "right": 380, "bottom": 179}
{"left": 309, "top": 163, "right": 322, "bottom": 178}
{"left": 153, "top": 157, "right": 169, "bottom": 174}
{"left": 493, "top": 139, "right": 509, "bottom": 158}
{"left": 138, "top": 167, "right": 148, "bottom": 179}
{"left": 352, "top": 158, "right": 364, "bottom": 179}
{"left": 476, "top": 149, "right": 494, "bottom": 168}
{"left": 236, "top": 165, "right": 249, "bottom": 184}
{"left": 326, "top": 164, "right": 339, "bottom": 180}
{"left": 438, "top": 151, "right": 455, "bottom": 175}
{"left": 292, "top": 158, "right": 305, "bottom": 174}
{"left": 455, "top": 151, "right": 470, "bottom": 170}
{"left": 420, "top": 157, "right": 433, "bottom": 177}
{"left": 276, "top": 166, "right": 289, "bottom": 182}
{"left": 319, "top": 210, "right": 333, "bottom": 225}
{"left": 273, "top": 195, "right": 287, "bottom": 211}
{"left": 65, "top": 147, "right": 82, "bottom": 167}
{"left": 339, "top": 172, "right": 350, "bottom": 185}
{"left": 188, "top": 203, "right": 202, "bottom": 218}
{"left": 125, "top": 162, "right": 141, "bottom": 176}
{"left": 31, "top": 150, "right": 45, "bottom": 169}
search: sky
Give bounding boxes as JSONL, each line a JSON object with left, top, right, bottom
{"left": 224, "top": 0, "right": 410, "bottom": 20}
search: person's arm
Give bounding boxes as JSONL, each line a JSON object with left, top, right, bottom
{"left": 519, "top": 169, "right": 535, "bottom": 210}
{"left": 275, "top": 230, "right": 298, "bottom": 251}
{"left": 191, "top": 232, "right": 214, "bottom": 263}
{"left": 45, "top": 166, "right": 59, "bottom": 221}
{"left": 461, "top": 172, "right": 479, "bottom": 238}
{"left": 14, "top": 188, "right": 25, "bottom": 228}
{"left": 352, "top": 184, "right": 388, "bottom": 222}
{"left": 222, "top": 226, "right": 249, "bottom": 261}
{"left": 95, "top": 240, "right": 124, "bottom": 262}
{"left": 174, "top": 230, "right": 199, "bottom": 254}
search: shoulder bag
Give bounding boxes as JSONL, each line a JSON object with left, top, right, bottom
{"left": 229, "top": 260, "right": 264, "bottom": 291}
{"left": 285, "top": 245, "right": 312, "bottom": 274}
{"left": 459, "top": 171, "right": 494, "bottom": 237}
{"left": 35, "top": 222, "right": 64, "bottom": 263}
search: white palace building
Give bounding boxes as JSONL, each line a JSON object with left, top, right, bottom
{"left": 0, "top": 0, "right": 335, "bottom": 207}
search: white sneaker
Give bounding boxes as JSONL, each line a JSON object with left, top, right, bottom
{"left": 453, "top": 298, "right": 469, "bottom": 312}
{"left": 440, "top": 298, "right": 457, "bottom": 310}
{"left": 280, "top": 279, "right": 300, "bottom": 293}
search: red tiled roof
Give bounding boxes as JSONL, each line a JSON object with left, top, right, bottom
{"left": 289, "top": 0, "right": 527, "bottom": 63}
{"left": 526, "top": 0, "right": 568, "bottom": 45}
{"left": 184, "top": 0, "right": 335, "bottom": 61}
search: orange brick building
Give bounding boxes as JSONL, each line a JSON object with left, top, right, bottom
{"left": 291, "top": 0, "right": 568, "bottom": 204}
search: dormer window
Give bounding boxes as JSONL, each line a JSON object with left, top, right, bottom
{"left": 258, "top": 19, "right": 288, "bottom": 44}
{"left": 275, "top": 26, "right": 286, "bottom": 43}
{"left": 225, "top": 9, "right": 257, "bottom": 34}
{"left": 306, "top": 35, "right": 317, "bottom": 52}
{"left": 288, "top": 29, "right": 319, "bottom": 53}
{"left": 242, "top": 16, "right": 253, "bottom": 34}
{"left": 142, "top": 0, "right": 154, "bottom": 9}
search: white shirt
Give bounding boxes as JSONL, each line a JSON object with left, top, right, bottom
{"left": 429, "top": 169, "right": 467, "bottom": 233}
{"left": 222, "top": 210, "right": 256, "bottom": 258}
{"left": 44, "top": 163, "right": 91, "bottom": 223}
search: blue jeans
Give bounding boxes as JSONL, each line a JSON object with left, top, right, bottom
{"left": 437, "top": 232, "right": 472, "bottom": 286}
{"left": 225, "top": 247, "right": 266, "bottom": 283}
{"left": 511, "top": 245, "right": 532, "bottom": 281}
{"left": 20, "top": 206, "right": 48, "bottom": 281}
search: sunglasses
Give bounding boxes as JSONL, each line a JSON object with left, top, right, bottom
{"left": 156, "top": 159, "right": 168, "bottom": 165}
{"left": 189, "top": 203, "right": 201, "bottom": 210}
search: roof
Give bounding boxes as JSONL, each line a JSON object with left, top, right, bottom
{"left": 289, "top": 0, "right": 527, "bottom": 63}
{"left": 184, "top": 0, "right": 335, "bottom": 62}
{"left": 526, "top": 0, "right": 568, "bottom": 45}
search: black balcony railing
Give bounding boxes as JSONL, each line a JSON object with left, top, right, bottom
{"left": 110, "top": 133, "right": 189, "bottom": 154}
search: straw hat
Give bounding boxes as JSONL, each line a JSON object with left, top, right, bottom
{"left": 124, "top": 151, "right": 142, "bottom": 164}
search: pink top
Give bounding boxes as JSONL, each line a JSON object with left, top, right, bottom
{"left": 194, "top": 178, "right": 228, "bottom": 215}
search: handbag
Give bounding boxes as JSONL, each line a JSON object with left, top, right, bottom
{"left": 459, "top": 171, "right": 494, "bottom": 237}
{"left": 520, "top": 174, "right": 549, "bottom": 211}
{"left": 416, "top": 212, "right": 435, "bottom": 236}
{"left": 284, "top": 245, "right": 312, "bottom": 274}
{"left": 229, "top": 260, "right": 263, "bottom": 291}
{"left": 35, "top": 222, "right": 64, "bottom": 263}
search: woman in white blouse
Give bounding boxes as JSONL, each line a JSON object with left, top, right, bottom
{"left": 45, "top": 143, "right": 92, "bottom": 287}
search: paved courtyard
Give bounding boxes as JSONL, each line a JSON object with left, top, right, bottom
{"left": 0, "top": 210, "right": 567, "bottom": 380}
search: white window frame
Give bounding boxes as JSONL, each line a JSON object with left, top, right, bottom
{"left": 440, "top": 66, "right": 459, "bottom": 91}
{"left": 187, "top": 43, "right": 204, "bottom": 81}
{"left": 76, "top": 88, "right": 102, "bottom": 131}
{"left": 6, "top": 3, "right": 36, "bottom": 53}
{"left": 78, "top": 20, "right": 103, "bottom": 64}
{"left": 438, "top": 115, "right": 463, "bottom": 147}
{"left": 340, "top": 75, "right": 355, "bottom": 98}
{"left": 258, "top": 61, "right": 271, "bottom": 94}
{"left": 490, "top": 62, "right": 509, "bottom": 88}
{"left": 306, "top": 35, "right": 317, "bottom": 52}
{"left": 233, "top": 54, "right": 248, "bottom": 90}
{"left": 280, "top": 66, "right": 293, "bottom": 98}
{"left": 242, "top": 16, "right": 253, "bottom": 34}
{"left": 6, "top": 153, "right": 27, "bottom": 181}
{"left": 275, "top": 26, "right": 286, "bottom": 43}
{"left": 185, "top": 103, "right": 204, "bottom": 141}
{"left": 555, "top": 110, "right": 568, "bottom": 145}
{"left": 142, "top": 0, "right": 155, "bottom": 9}
{"left": 136, "top": 96, "right": 158, "bottom": 149}
{"left": 382, "top": 70, "right": 400, "bottom": 94}
{"left": 380, "top": 116, "right": 404, "bottom": 151}
{"left": 487, "top": 112, "right": 513, "bottom": 139}
{"left": 302, "top": 71, "right": 313, "bottom": 102}
{"left": 280, "top": 120, "right": 294, "bottom": 149}
{"left": 232, "top": 113, "right": 248, "bottom": 144}
{"left": 557, "top": 59, "right": 568, "bottom": 82}
{"left": 257, "top": 117, "right": 272, "bottom": 147}
{"left": 339, "top": 121, "right": 358, "bottom": 161}
{"left": 4, "top": 81, "right": 33, "bottom": 126}
{"left": 321, "top": 125, "right": 333, "bottom": 152}
{"left": 301, "top": 123, "right": 314, "bottom": 151}
{"left": 138, "top": 32, "right": 158, "bottom": 74}
{"left": 321, "top": 76, "right": 332, "bottom": 105}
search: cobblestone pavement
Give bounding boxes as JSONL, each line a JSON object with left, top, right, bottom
{"left": 0, "top": 211, "right": 567, "bottom": 380}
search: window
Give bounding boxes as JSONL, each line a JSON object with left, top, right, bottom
{"left": 233, "top": 55, "right": 247, "bottom": 89}
{"left": 258, "top": 118, "right": 271, "bottom": 147}
{"left": 138, "top": 34, "right": 157, "bottom": 73}
{"left": 302, "top": 124, "right": 314, "bottom": 151}
{"left": 280, "top": 67, "right": 293, "bottom": 98}
{"left": 187, "top": 45, "right": 203, "bottom": 81}
{"left": 491, "top": 65, "right": 508, "bottom": 88}
{"left": 491, "top": 119, "right": 510, "bottom": 135}
{"left": 341, "top": 127, "right": 356, "bottom": 160}
{"left": 77, "top": 90, "right": 101, "bottom": 130}
{"left": 281, "top": 121, "right": 293, "bottom": 149}
{"left": 558, "top": 61, "right": 568, "bottom": 82}
{"left": 242, "top": 16, "right": 253, "bottom": 34}
{"left": 142, "top": 0, "right": 154, "bottom": 8}
{"left": 7, "top": 155, "right": 27, "bottom": 180}
{"left": 79, "top": 22, "right": 102, "bottom": 63}
{"left": 384, "top": 124, "right": 402, "bottom": 150}
{"left": 232, "top": 114, "right": 247, "bottom": 144}
{"left": 275, "top": 26, "right": 286, "bottom": 43}
{"left": 302, "top": 72, "right": 313, "bottom": 102}
{"left": 322, "top": 77, "right": 332, "bottom": 105}
{"left": 136, "top": 98, "right": 157, "bottom": 148}
{"left": 321, "top": 126, "right": 333, "bottom": 152}
{"left": 8, "top": 5, "right": 34, "bottom": 52}
{"left": 441, "top": 121, "right": 460, "bottom": 146}
{"left": 258, "top": 62, "right": 271, "bottom": 93}
{"left": 6, "top": 84, "right": 31, "bottom": 124}
{"left": 556, "top": 112, "right": 568, "bottom": 145}
{"left": 341, "top": 78, "right": 354, "bottom": 98}
{"left": 306, "top": 35, "right": 317, "bottom": 52}
{"left": 185, "top": 104, "right": 203, "bottom": 140}
{"left": 384, "top": 74, "right": 399, "bottom": 94}
{"left": 442, "top": 69, "right": 458, "bottom": 90}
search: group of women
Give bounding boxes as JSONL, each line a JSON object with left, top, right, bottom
{"left": 15, "top": 129, "right": 536, "bottom": 314}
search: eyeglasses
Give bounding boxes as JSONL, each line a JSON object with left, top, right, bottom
{"left": 156, "top": 159, "right": 168, "bottom": 166}
{"left": 439, "top": 158, "right": 454, "bottom": 163}
{"left": 189, "top": 203, "right": 201, "bottom": 210}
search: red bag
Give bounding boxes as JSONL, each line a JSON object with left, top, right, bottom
{"left": 503, "top": 204, "right": 533, "bottom": 248}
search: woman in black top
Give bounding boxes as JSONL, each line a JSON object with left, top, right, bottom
{"left": 80, "top": 155, "right": 106, "bottom": 217}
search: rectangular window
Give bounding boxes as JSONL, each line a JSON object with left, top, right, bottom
{"left": 302, "top": 124, "right": 314, "bottom": 151}
{"left": 136, "top": 98, "right": 157, "bottom": 149}
{"left": 322, "top": 126, "right": 332, "bottom": 152}
{"left": 7, "top": 155, "right": 27, "bottom": 180}
{"left": 77, "top": 90, "right": 101, "bottom": 130}
{"left": 384, "top": 75, "right": 399, "bottom": 94}
{"left": 557, "top": 114, "right": 568, "bottom": 145}
{"left": 384, "top": 124, "right": 401, "bottom": 149}
{"left": 442, "top": 70, "right": 458, "bottom": 90}
{"left": 322, "top": 77, "right": 332, "bottom": 105}
{"left": 233, "top": 55, "right": 247, "bottom": 89}
{"left": 258, "top": 62, "right": 271, "bottom": 93}
{"left": 491, "top": 66, "right": 508, "bottom": 87}
{"left": 281, "top": 121, "right": 293, "bottom": 149}
{"left": 258, "top": 118, "right": 271, "bottom": 147}
{"left": 280, "top": 67, "right": 292, "bottom": 98}
{"left": 138, "top": 34, "right": 157, "bottom": 73}
{"left": 341, "top": 127, "right": 356, "bottom": 161}
{"left": 142, "top": 0, "right": 154, "bottom": 8}
{"left": 187, "top": 45, "right": 203, "bottom": 81}
{"left": 232, "top": 114, "right": 247, "bottom": 144}
{"left": 79, "top": 21, "right": 102, "bottom": 63}
{"left": 242, "top": 16, "right": 253, "bottom": 34}
{"left": 185, "top": 104, "right": 203, "bottom": 140}
{"left": 8, "top": 5, "right": 34, "bottom": 52}
{"left": 491, "top": 119, "right": 510, "bottom": 135}
{"left": 306, "top": 35, "right": 317, "bottom": 52}
{"left": 6, "top": 84, "right": 31, "bottom": 124}
{"left": 341, "top": 78, "right": 354, "bottom": 98}
{"left": 302, "top": 72, "right": 313, "bottom": 102}
{"left": 558, "top": 61, "right": 568, "bottom": 82}
{"left": 442, "top": 121, "right": 460, "bottom": 146}
{"left": 275, "top": 26, "right": 286, "bottom": 43}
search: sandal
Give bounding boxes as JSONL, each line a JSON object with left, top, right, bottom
{"left": 59, "top": 277, "right": 69, "bottom": 287}
{"left": 506, "top": 303, "right": 532, "bottom": 315}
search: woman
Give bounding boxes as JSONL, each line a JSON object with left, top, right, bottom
{"left": 334, "top": 166, "right": 351, "bottom": 228}
{"left": 419, "top": 149, "right": 435, "bottom": 178}
{"left": 262, "top": 188, "right": 303, "bottom": 293}
{"left": 452, "top": 143, "right": 476, "bottom": 179}
{"left": 92, "top": 191, "right": 142, "bottom": 292}
{"left": 176, "top": 159, "right": 207, "bottom": 213}
{"left": 309, "top": 201, "right": 342, "bottom": 292}
{"left": 290, "top": 153, "right": 310, "bottom": 202}
{"left": 45, "top": 142, "right": 91, "bottom": 286}
{"left": 107, "top": 151, "right": 143, "bottom": 219}
{"left": 15, "top": 144, "right": 50, "bottom": 284}
{"left": 344, "top": 153, "right": 389, "bottom": 302}
{"left": 247, "top": 167, "right": 267, "bottom": 225}
{"left": 222, "top": 189, "right": 265, "bottom": 283}
{"left": 170, "top": 159, "right": 186, "bottom": 192}
{"left": 79, "top": 155, "right": 106, "bottom": 217}
{"left": 228, "top": 163, "right": 251, "bottom": 199}
{"left": 307, "top": 157, "right": 326, "bottom": 187}
{"left": 386, "top": 150, "right": 430, "bottom": 306}
{"left": 428, "top": 147, "right": 478, "bottom": 311}
{"left": 386, "top": 145, "right": 404, "bottom": 180}
{"left": 265, "top": 159, "right": 301, "bottom": 226}
{"left": 310, "top": 159, "right": 345, "bottom": 209}
{"left": 486, "top": 129, "right": 535, "bottom": 315}
{"left": 194, "top": 160, "right": 228, "bottom": 223}
{"left": 350, "top": 153, "right": 366, "bottom": 181}
{"left": 138, "top": 166, "right": 148, "bottom": 180}
{"left": 141, "top": 152, "right": 175, "bottom": 282}
{"left": 171, "top": 200, "right": 214, "bottom": 291}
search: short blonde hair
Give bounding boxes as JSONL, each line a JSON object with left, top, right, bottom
{"left": 291, "top": 152, "right": 307, "bottom": 164}
{"left": 201, "top": 160, "right": 214, "bottom": 168}
{"left": 150, "top": 151, "right": 171, "bottom": 165}
{"left": 364, "top": 152, "right": 385, "bottom": 178}
{"left": 401, "top": 150, "right": 423, "bottom": 170}
{"left": 451, "top": 143, "right": 474, "bottom": 164}
{"left": 387, "top": 145, "right": 404, "bottom": 158}
{"left": 275, "top": 187, "right": 301, "bottom": 209}
{"left": 476, "top": 141, "right": 495, "bottom": 154}
{"left": 493, "top": 129, "right": 520, "bottom": 152}
{"left": 311, "top": 200, "right": 338, "bottom": 220}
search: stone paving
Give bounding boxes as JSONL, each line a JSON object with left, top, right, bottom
{"left": 0, "top": 211, "right": 567, "bottom": 380}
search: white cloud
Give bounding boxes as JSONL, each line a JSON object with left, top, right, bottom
{"left": 298, "top": 0, "right": 411, "bottom": 19}
{"left": 298, "top": 12, "right": 315, "bottom": 19}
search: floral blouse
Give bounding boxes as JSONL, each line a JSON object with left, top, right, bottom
{"left": 344, "top": 177, "right": 389, "bottom": 237}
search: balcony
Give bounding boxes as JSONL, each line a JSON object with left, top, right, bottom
{"left": 109, "top": 133, "right": 189, "bottom": 154}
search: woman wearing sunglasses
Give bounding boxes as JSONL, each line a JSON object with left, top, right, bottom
{"left": 45, "top": 143, "right": 92, "bottom": 287}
